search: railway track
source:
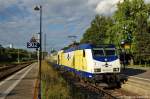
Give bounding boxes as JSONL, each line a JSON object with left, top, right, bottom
{"left": 72, "top": 82, "right": 117, "bottom": 99}
{"left": 71, "top": 80, "right": 139, "bottom": 99}
{"left": 0, "top": 62, "right": 33, "bottom": 80}
{"left": 49, "top": 62, "right": 140, "bottom": 99}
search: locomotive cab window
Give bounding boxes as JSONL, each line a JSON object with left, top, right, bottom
{"left": 92, "top": 48, "right": 104, "bottom": 57}
{"left": 105, "top": 48, "right": 116, "bottom": 56}
{"left": 92, "top": 48, "right": 116, "bottom": 57}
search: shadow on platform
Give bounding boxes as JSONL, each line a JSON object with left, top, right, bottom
{"left": 121, "top": 68, "right": 146, "bottom": 76}
{"left": 0, "top": 92, "right": 16, "bottom": 97}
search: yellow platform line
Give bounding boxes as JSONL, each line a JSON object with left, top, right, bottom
{"left": 33, "top": 79, "right": 39, "bottom": 99}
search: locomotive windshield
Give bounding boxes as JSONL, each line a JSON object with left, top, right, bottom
{"left": 105, "top": 48, "right": 116, "bottom": 56}
{"left": 92, "top": 48, "right": 104, "bottom": 56}
{"left": 92, "top": 48, "right": 116, "bottom": 57}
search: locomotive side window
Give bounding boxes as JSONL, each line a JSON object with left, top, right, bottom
{"left": 58, "top": 55, "right": 59, "bottom": 64}
{"left": 83, "top": 50, "right": 86, "bottom": 57}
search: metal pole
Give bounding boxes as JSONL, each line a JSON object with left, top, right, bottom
{"left": 44, "top": 34, "right": 46, "bottom": 59}
{"left": 18, "top": 49, "right": 20, "bottom": 63}
{"left": 37, "top": 48, "right": 39, "bottom": 76}
{"left": 37, "top": 33, "right": 40, "bottom": 88}
{"left": 39, "top": 5, "right": 42, "bottom": 99}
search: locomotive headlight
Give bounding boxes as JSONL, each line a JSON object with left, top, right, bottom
{"left": 94, "top": 68, "right": 101, "bottom": 72}
{"left": 113, "top": 68, "right": 119, "bottom": 72}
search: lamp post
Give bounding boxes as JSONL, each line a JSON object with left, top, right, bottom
{"left": 34, "top": 5, "right": 42, "bottom": 99}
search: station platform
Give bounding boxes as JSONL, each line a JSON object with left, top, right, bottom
{"left": 121, "top": 66, "right": 150, "bottom": 97}
{"left": 0, "top": 63, "right": 38, "bottom": 99}
{"left": 122, "top": 66, "right": 150, "bottom": 80}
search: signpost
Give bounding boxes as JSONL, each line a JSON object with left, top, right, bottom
{"left": 27, "top": 42, "right": 40, "bottom": 48}
{"left": 27, "top": 36, "right": 40, "bottom": 48}
{"left": 27, "top": 35, "right": 41, "bottom": 98}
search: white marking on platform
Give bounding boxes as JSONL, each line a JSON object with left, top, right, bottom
{"left": 0, "top": 63, "right": 35, "bottom": 99}
{"left": 0, "top": 64, "right": 32, "bottom": 87}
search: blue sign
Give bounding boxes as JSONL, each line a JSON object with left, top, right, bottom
{"left": 27, "top": 42, "right": 40, "bottom": 48}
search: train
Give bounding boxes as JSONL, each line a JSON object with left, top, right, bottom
{"left": 56, "top": 43, "right": 121, "bottom": 87}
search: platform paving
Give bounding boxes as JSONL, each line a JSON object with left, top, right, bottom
{"left": 122, "top": 66, "right": 150, "bottom": 80}
{"left": 0, "top": 63, "right": 38, "bottom": 99}
{"left": 121, "top": 66, "right": 150, "bottom": 97}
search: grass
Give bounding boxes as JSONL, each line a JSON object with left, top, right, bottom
{"left": 41, "top": 61, "right": 71, "bottom": 99}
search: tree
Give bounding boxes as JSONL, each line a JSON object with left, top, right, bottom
{"left": 0, "top": 47, "right": 37, "bottom": 62}
{"left": 112, "top": 0, "right": 150, "bottom": 63}
{"left": 80, "top": 0, "right": 150, "bottom": 64}
{"left": 80, "top": 15, "right": 113, "bottom": 45}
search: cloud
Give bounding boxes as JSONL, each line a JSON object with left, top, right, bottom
{"left": 95, "top": 0, "right": 124, "bottom": 16}
{"left": 0, "top": 0, "right": 96, "bottom": 49}
{"left": 145, "top": 0, "right": 150, "bottom": 3}
{"left": 95, "top": 0, "right": 150, "bottom": 16}
{"left": 1, "top": 0, "right": 149, "bottom": 50}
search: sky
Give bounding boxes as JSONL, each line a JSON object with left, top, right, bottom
{"left": 0, "top": 0, "right": 150, "bottom": 51}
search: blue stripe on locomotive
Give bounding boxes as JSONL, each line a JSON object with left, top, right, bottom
{"left": 93, "top": 56, "right": 118, "bottom": 62}
{"left": 64, "top": 44, "right": 92, "bottom": 53}
{"left": 64, "top": 43, "right": 116, "bottom": 53}
{"left": 54, "top": 64, "right": 93, "bottom": 78}
{"left": 63, "top": 65, "right": 93, "bottom": 78}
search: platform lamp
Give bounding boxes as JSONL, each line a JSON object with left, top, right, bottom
{"left": 34, "top": 5, "right": 42, "bottom": 99}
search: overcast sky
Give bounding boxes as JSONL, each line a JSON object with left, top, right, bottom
{"left": 0, "top": 0, "right": 150, "bottom": 51}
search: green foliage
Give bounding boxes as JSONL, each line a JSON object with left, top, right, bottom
{"left": 0, "top": 46, "right": 37, "bottom": 62}
{"left": 80, "top": 0, "right": 150, "bottom": 64}
{"left": 80, "top": 15, "right": 113, "bottom": 45}
{"left": 113, "top": 0, "right": 150, "bottom": 62}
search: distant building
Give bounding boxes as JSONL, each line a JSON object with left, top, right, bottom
{"left": 9, "top": 44, "right": 13, "bottom": 48}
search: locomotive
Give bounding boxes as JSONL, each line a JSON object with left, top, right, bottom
{"left": 57, "top": 43, "right": 121, "bottom": 87}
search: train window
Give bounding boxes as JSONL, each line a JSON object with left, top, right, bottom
{"left": 67, "top": 54, "right": 70, "bottom": 60}
{"left": 58, "top": 55, "right": 59, "bottom": 64}
{"left": 92, "top": 48, "right": 104, "bottom": 56}
{"left": 105, "top": 49, "right": 116, "bottom": 56}
{"left": 83, "top": 50, "right": 85, "bottom": 57}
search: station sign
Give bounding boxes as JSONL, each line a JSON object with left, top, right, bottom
{"left": 27, "top": 42, "right": 40, "bottom": 48}
{"left": 27, "top": 36, "right": 40, "bottom": 48}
